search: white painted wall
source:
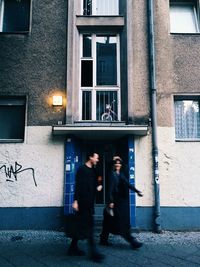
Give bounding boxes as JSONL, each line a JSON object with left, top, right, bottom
{"left": 0, "top": 126, "right": 65, "bottom": 207}
{"left": 135, "top": 127, "right": 200, "bottom": 208}
{"left": 135, "top": 134, "right": 154, "bottom": 207}
{"left": 158, "top": 127, "right": 200, "bottom": 207}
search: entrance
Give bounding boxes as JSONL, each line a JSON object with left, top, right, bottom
{"left": 64, "top": 136, "right": 136, "bottom": 227}
{"left": 83, "top": 139, "right": 128, "bottom": 205}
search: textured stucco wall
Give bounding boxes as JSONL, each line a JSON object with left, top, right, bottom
{"left": 0, "top": 0, "right": 67, "bottom": 126}
{"left": 158, "top": 127, "right": 200, "bottom": 207}
{"left": 127, "top": 0, "right": 150, "bottom": 124}
{"left": 135, "top": 126, "right": 200, "bottom": 208}
{"left": 0, "top": 127, "right": 65, "bottom": 207}
{"left": 135, "top": 134, "right": 154, "bottom": 207}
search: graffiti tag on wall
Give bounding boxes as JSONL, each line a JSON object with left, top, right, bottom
{"left": 0, "top": 161, "right": 37, "bottom": 187}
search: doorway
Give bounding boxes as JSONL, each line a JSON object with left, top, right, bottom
{"left": 82, "top": 139, "right": 128, "bottom": 205}
{"left": 64, "top": 135, "right": 136, "bottom": 227}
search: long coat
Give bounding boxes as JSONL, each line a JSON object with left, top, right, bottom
{"left": 72, "top": 164, "right": 97, "bottom": 239}
{"left": 106, "top": 170, "right": 139, "bottom": 235}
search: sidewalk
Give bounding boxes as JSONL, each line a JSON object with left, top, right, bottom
{"left": 0, "top": 230, "right": 200, "bottom": 266}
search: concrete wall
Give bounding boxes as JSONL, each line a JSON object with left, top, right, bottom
{"left": 0, "top": 127, "right": 65, "bottom": 207}
{"left": 0, "top": 0, "right": 67, "bottom": 126}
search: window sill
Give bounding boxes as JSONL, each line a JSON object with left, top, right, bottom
{"left": 0, "top": 31, "right": 30, "bottom": 35}
{"left": 175, "top": 139, "right": 200, "bottom": 142}
{"left": 0, "top": 139, "right": 24, "bottom": 143}
{"left": 170, "top": 33, "right": 200, "bottom": 36}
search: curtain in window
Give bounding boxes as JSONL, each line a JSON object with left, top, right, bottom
{"left": 95, "top": 0, "right": 118, "bottom": 15}
{"left": 175, "top": 100, "right": 200, "bottom": 139}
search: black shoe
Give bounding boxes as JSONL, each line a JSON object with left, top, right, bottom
{"left": 90, "top": 252, "right": 104, "bottom": 263}
{"left": 131, "top": 239, "right": 143, "bottom": 249}
{"left": 68, "top": 247, "right": 85, "bottom": 256}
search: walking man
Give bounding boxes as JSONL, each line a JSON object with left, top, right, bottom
{"left": 68, "top": 151, "right": 104, "bottom": 263}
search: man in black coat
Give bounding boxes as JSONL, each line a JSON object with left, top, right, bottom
{"left": 68, "top": 152, "right": 104, "bottom": 263}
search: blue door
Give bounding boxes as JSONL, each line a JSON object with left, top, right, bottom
{"left": 64, "top": 137, "right": 82, "bottom": 215}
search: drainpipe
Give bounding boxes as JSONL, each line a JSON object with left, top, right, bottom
{"left": 147, "top": 0, "right": 162, "bottom": 233}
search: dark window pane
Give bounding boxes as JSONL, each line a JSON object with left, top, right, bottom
{"left": 83, "top": 35, "right": 92, "bottom": 57}
{"left": 83, "top": 0, "right": 92, "bottom": 15}
{"left": 3, "top": 0, "right": 30, "bottom": 32}
{"left": 96, "top": 36, "right": 117, "bottom": 85}
{"left": 81, "top": 60, "right": 93, "bottom": 87}
{"left": 96, "top": 91, "right": 118, "bottom": 121}
{"left": 82, "top": 91, "right": 92, "bottom": 120}
{"left": 0, "top": 102, "right": 26, "bottom": 140}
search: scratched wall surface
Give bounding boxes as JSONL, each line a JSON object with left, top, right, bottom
{"left": 158, "top": 127, "right": 200, "bottom": 207}
{"left": 134, "top": 127, "right": 200, "bottom": 208}
{"left": 0, "top": 126, "right": 65, "bottom": 207}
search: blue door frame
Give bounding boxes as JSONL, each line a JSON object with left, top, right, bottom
{"left": 64, "top": 137, "right": 82, "bottom": 215}
{"left": 128, "top": 136, "right": 136, "bottom": 228}
{"left": 64, "top": 135, "right": 136, "bottom": 227}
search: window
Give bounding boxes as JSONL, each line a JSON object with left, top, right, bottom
{"left": 80, "top": 34, "right": 120, "bottom": 121}
{"left": 0, "top": 96, "right": 26, "bottom": 142}
{"left": 83, "top": 0, "right": 119, "bottom": 15}
{"left": 0, "top": 0, "right": 31, "bottom": 33}
{"left": 174, "top": 97, "right": 200, "bottom": 140}
{"left": 170, "top": 1, "right": 199, "bottom": 33}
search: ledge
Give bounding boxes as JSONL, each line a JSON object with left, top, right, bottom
{"left": 76, "top": 15, "right": 125, "bottom": 31}
{"left": 52, "top": 123, "right": 148, "bottom": 139}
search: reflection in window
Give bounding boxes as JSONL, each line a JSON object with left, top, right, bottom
{"left": 96, "top": 91, "right": 118, "bottom": 121}
{"left": 81, "top": 60, "right": 93, "bottom": 87}
{"left": 82, "top": 91, "right": 92, "bottom": 120}
{"left": 0, "top": 0, "right": 31, "bottom": 33}
{"left": 83, "top": 35, "right": 92, "bottom": 57}
{"left": 96, "top": 36, "right": 117, "bottom": 85}
{"left": 175, "top": 99, "right": 200, "bottom": 139}
{"left": 170, "top": 1, "right": 199, "bottom": 33}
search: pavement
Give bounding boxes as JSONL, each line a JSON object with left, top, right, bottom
{"left": 0, "top": 230, "right": 200, "bottom": 267}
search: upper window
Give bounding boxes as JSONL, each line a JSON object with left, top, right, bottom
{"left": 170, "top": 1, "right": 200, "bottom": 33}
{"left": 80, "top": 34, "right": 120, "bottom": 121}
{"left": 0, "top": 0, "right": 31, "bottom": 33}
{"left": 83, "top": 0, "right": 119, "bottom": 15}
{"left": 0, "top": 96, "right": 26, "bottom": 142}
{"left": 174, "top": 97, "right": 200, "bottom": 140}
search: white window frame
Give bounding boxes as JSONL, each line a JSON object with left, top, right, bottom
{"left": 174, "top": 96, "right": 200, "bottom": 141}
{"left": 79, "top": 34, "right": 121, "bottom": 121}
{"left": 170, "top": 0, "right": 200, "bottom": 33}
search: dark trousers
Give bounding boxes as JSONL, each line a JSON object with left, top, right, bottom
{"left": 70, "top": 213, "right": 97, "bottom": 255}
{"left": 100, "top": 210, "right": 136, "bottom": 246}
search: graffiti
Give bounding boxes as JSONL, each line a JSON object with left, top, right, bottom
{"left": 0, "top": 161, "right": 37, "bottom": 187}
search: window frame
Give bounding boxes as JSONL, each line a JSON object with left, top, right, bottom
{"left": 79, "top": 33, "right": 121, "bottom": 121}
{"left": 0, "top": 0, "right": 32, "bottom": 34}
{"left": 170, "top": 0, "right": 200, "bottom": 34}
{"left": 0, "top": 95, "right": 27, "bottom": 143}
{"left": 174, "top": 95, "right": 200, "bottom": 142}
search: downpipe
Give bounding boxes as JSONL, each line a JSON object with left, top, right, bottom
{"left": 147, "top": 0, "right": 162, "bottom": 233}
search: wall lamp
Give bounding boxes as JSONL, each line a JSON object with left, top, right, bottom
{"left": 52, "top": 95, "right": 63, "bottom": 106}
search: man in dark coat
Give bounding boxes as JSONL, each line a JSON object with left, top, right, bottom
{"left": 68, "top": 152, "right": 104, "bottom": 263}
{"left": 100, "top": 157, "right": 143, "bottom": 249}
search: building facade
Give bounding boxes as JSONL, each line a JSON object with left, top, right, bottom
{"left": 0, "top": 0, "right": 200, "bottom": 231}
